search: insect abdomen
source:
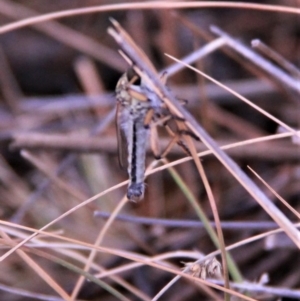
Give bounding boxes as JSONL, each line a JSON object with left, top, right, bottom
{"left": 127, "top": 115, "right": 149, "bottom": 201}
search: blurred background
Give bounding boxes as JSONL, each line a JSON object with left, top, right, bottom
{"left": 0, "top": 1, "right": 299, "bottom": 300}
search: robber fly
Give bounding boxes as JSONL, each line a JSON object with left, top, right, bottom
{"left": 115, "top": 68, "right": 164, "bottom": 202}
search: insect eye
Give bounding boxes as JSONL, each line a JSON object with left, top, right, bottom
{"left": 127, "top": 68, "right": 141, "bottom": 86}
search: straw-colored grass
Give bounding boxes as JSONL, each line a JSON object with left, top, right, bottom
{"left": 0, "top": 1, "right": 298, "bottom": 301}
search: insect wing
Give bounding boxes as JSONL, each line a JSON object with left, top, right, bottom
{"left": 116, "top": 102, "right": 128, "bottom": 170}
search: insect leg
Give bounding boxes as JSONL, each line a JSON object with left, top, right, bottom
{"left": 149, "top": 122, "right": 161, "bottom": 159}
{"left": 143, "top": 108, "right": 154, "bottom": 129}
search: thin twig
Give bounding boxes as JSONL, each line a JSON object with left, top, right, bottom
{"left": 94, "top": 211, "right": 279, "bottom": 229}
{"left": 11, "top": 132, "right": 300, "bottom": 160}
{"left": 210, "top": 279, "right": 300, "bottom": 299}
{"left": 251, "top": 39, "right": 300, "bottom": 78}
{"left": 0, "top": 283, "right": 65, "bottom": 301}
{"left": 161, "top": 37, "right": 226, "bottom": 76}
{"left": 211, "top": 25, "right": 300, "bottom": 95}
{"left": 18, "top": 78, "right": 276, "bottom": 113}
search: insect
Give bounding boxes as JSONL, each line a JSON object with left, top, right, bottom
{"left": 110, "top": 18, "right": 197, "bottom": 202}
{"left": 115, "top": 67, "right": 195, "bottom": 202}
{"left": 115, "top": 68, "right": 164, "bottom": 202}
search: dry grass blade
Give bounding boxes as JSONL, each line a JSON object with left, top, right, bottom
{"left": 1, "top": 2, "right": 300, "bottom": 34}
{"left": 0, "top": 2, "right": 299, "bottom": 300}
{"left": 211, "top": 279, "right": 300, "bottom": 299}
{"left": 70, "top": 197, "right": 128, "bottom": 300}
{"left": 164, "top": 55, "right": 300, "bottom": 249}
{"left": 20, "top": 150, "right": 87, "bottom": 201}
{"left": 1, "top": 215, "right": 298, "bottom": 300}
{"left": 94, "top": 212, "right": 279, "bottom": 230}
{"left": 167, "top": 52, "right": 299, "bottom": 138}
{"left": 0, "top": 230, "right": 72, "bottom": 301}
{"left": 109, "top": 20, "right": 233, "bottom": 299}
{"left": 211, "top": 25, "right": 300, "bottom": 95}
{"left": 0, "top": 282, "right": 65, "bottom": 301}
{"left": 251, "top": 39, "right": 300, "bottom": 78}
{"left": 161, "top": 37, "right": 226, "bottom": 77}
{"left": 248, "top": 166, "right": 300, "bottom": 220}
{"left": 182, "top": 134, "right": 231, "bottom": 301}
{"left": 108, "top": 19, "right": 300, "bottom": 250}
{"left": 1, "top": 221, "right": 256, "bottom": 300}
{"left": 147, "top": 131, "right": 300, "bottom": 176}
{"left": 0, "top": 180, "right": 129, "bottom": 261}
{"left": 155, "top": 160, "right": 238, "bottom": 300}
{"left": 0, "top": 0, "right": 125, "bottom": 71}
